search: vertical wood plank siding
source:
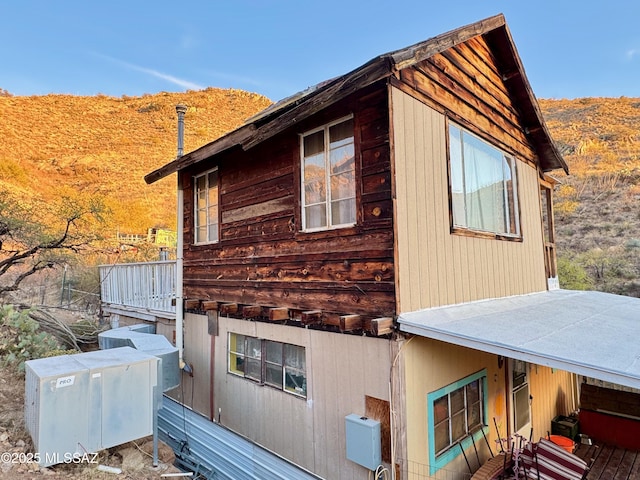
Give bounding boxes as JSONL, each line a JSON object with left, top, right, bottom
{"left": 181, "top": 84, "right": 396, "bottom": 317}
{"left": 392, "top": 37, "right": 547, "bottom": 313}
{"left": 214, "top": 316, "right": 392, "bottom": 479}
{"left": 529, "top": 365, "right": 577, "bottom": 439}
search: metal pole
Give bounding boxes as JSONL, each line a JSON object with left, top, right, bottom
{"left": 176, "top": 104, "right": 187, "bottom": 158}
{"left": 60, "top": 264, "right": 67, "bottom": 305}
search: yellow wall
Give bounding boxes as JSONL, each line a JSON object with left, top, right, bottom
{"left": 528, "top": 364, "right": 577, "bottom": 439}
{"left": 401, "top": 336, "right": 577, "bottom": 479}
{"left": 391, "top": 87, "right": 548, "bottom": 314}
{"left": 402, "top": 337, "right": 503, "bottom": 477}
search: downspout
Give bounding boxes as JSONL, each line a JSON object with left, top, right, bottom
{"left": 175, "top": 104, "right": 187, "bottom": 369}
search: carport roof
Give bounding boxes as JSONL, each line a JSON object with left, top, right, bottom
{"left": 398, "top": 289, "right": 640, "bottom": 389}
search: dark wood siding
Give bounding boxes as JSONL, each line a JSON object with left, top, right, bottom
{"left": 395, "top": 35, "right": 538, "bottom": 166}
{"left": 181, "top": 83, "right": 395, "bottom": 319}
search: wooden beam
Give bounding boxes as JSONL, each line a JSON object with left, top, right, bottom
{"left": 184, "top": 299, "right": 201, "bottom": 310}
{"left": 202, "top": 301, "right": 219, "bottom": 311}
{"left": 267, "top": 307, "right": 290, "bottom": 321}
{"left": 219, "top": 303, "right": 238, "bottom": 316}
{"left": 242, "top": 305, "right": 262, "bottom": 318}
{"left": 340, "top": 314, "right": 363, "bottom": 332}
{"left": 371, "top": 317, "right": 394, "bottom": 336}
{"left": 301, "top": 310, "right": 322, "bottom": 326}
{"left": 242, "top": 305, "right": 263, "bottom": 319}
{"left": 322, "top": 313, "right": 341, "bottom": 327}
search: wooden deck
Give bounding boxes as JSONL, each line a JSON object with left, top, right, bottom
{"left": 575, "top": 441, "right": 640, "bottom": 480}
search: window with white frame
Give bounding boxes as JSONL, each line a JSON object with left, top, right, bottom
{"left": 194, "top": 169, "right": 219, "bottom": 244}
{"left": 301, "top": 117, "right": 356, "bottom": 231}
{"left": 427, "top": 370, "right": 487, "bottom": 473}
{"left": 228, "top": 333, "right": 307, "bottom": 397}
{"left": 449, "top": 123, "right": 520, "bottom": 237}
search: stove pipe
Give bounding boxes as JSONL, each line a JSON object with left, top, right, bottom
{"left": 176, "top": 104, "right": 188, "bottom": 158}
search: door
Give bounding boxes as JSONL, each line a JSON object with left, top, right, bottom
{"left": 509, "top": 359, "right": 531, "bottom": 438}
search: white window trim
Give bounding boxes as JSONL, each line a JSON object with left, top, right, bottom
{"left": 193, "top": 167, "right": 219, "bottom": 245}
{"left": 300, "top": 115, "right": 356, "bottom": 232}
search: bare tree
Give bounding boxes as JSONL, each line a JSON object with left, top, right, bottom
{"left": 0, "top": 189, "right": 105, "bottom": 297}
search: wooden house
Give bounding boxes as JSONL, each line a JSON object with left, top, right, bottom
{"left": 142, "top": 13, "right": 640, "bottom": 480}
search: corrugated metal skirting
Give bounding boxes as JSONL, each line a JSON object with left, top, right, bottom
{"left": 158, "top": 395, "right": 322, "bottom": 480}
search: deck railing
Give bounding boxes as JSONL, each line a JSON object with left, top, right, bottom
{"left": 99, "top": 260, "right": 176, "bottom": 314}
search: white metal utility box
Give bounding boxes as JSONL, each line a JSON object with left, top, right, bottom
{"left": 25, "top": 347, "right": 159, "bottom": 466}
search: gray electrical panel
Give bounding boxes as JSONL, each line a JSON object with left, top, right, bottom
{"left": 25, "top": 347, "right": 159, "bottom": 467}
{"left": 345, "top": 414, "right": 381, "bottom": 471}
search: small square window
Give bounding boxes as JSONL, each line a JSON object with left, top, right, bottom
{"left": 428, "top": 371, "right": 487, "bottom": 474}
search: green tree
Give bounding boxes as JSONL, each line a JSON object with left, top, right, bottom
{"left": 0, "top": 188, "right": 106, "bottom": 297}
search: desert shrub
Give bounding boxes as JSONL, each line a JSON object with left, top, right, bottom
{"left": 554, "top": 200, "right": 580, "bottom": 217}
{"left": 557, "top": 256, "right": 593, "bottom": 290}
{"left": 0, "top": 305, "right": 60, "bottom": 372}
{"left": 625, "top": 238, "right": 640, "bottom": 250}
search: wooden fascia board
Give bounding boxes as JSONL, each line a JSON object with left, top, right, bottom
{"left": 144, "top": 124, "right": 257, "bottom": 184}
{"left": 145, "top": 60, "right": 390, "bottom": 183}
{"left": 486, "top": 25, "right": 569, "bottom": 174}
{"left": 391, "top": 14, "right": 506, "bottom": 70}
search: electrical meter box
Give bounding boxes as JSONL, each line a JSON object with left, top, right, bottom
{"left": 25, "top": 347, "right": 159, "bottom": 466}
{"left": 345, "top": 414, "right": 381, "bottom": 471}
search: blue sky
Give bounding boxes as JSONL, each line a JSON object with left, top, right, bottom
{"left": 2, "top": 1, "right": 639, "bottom": 102}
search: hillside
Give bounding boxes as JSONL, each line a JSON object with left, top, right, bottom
{"left": 0, "top": 88, "right": 272, "bottom": 234}
{"left": 0, "top": 90, "right": 638, "bottom": 296}
{"left": 540, "top": 97, "right": 640, "bottom": 296}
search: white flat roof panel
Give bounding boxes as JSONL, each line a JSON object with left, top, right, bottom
{"left": 398, "top": 289, "right": 640, "bottom": 389}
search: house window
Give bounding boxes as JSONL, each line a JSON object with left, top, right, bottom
{"left": 301, "top": 116, "right": 356, "bottom": 231}
{"left": 194, "top": 168, "right": 218, "bottom": 243}
{"left": 427, "top": 370, "right": 488, "bottom": 474}
{"left": 228, "top": 333, "right": 307, "bottom": 398}
{"left": 449, "top": 123, "right": 520, "bottom": 237}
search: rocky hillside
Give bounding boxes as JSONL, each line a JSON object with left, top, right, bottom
{"left": 540, "top": 97, "right": 640, "bottom": 296}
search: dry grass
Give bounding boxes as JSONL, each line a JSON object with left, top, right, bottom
{"left": 540, "top": 97, "right": 640, "bottom": 295}
{"left": 0, "top": 88, "right": 272, "bottom": 234}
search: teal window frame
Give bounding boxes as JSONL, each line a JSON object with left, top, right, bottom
{"left": 427, "top": 369, "right": 489, "bottom": 475}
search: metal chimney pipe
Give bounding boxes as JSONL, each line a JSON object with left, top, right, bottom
{"left": 176, "top": 104, "right": 188, "bottom": 158}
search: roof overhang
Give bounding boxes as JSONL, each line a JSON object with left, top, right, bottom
{"left": 398, "top": 289, "right": 640, "bottom": 389}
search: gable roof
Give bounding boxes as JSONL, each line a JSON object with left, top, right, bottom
{"left": 145, "top": 14, "right": 567, "bottom": 185}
